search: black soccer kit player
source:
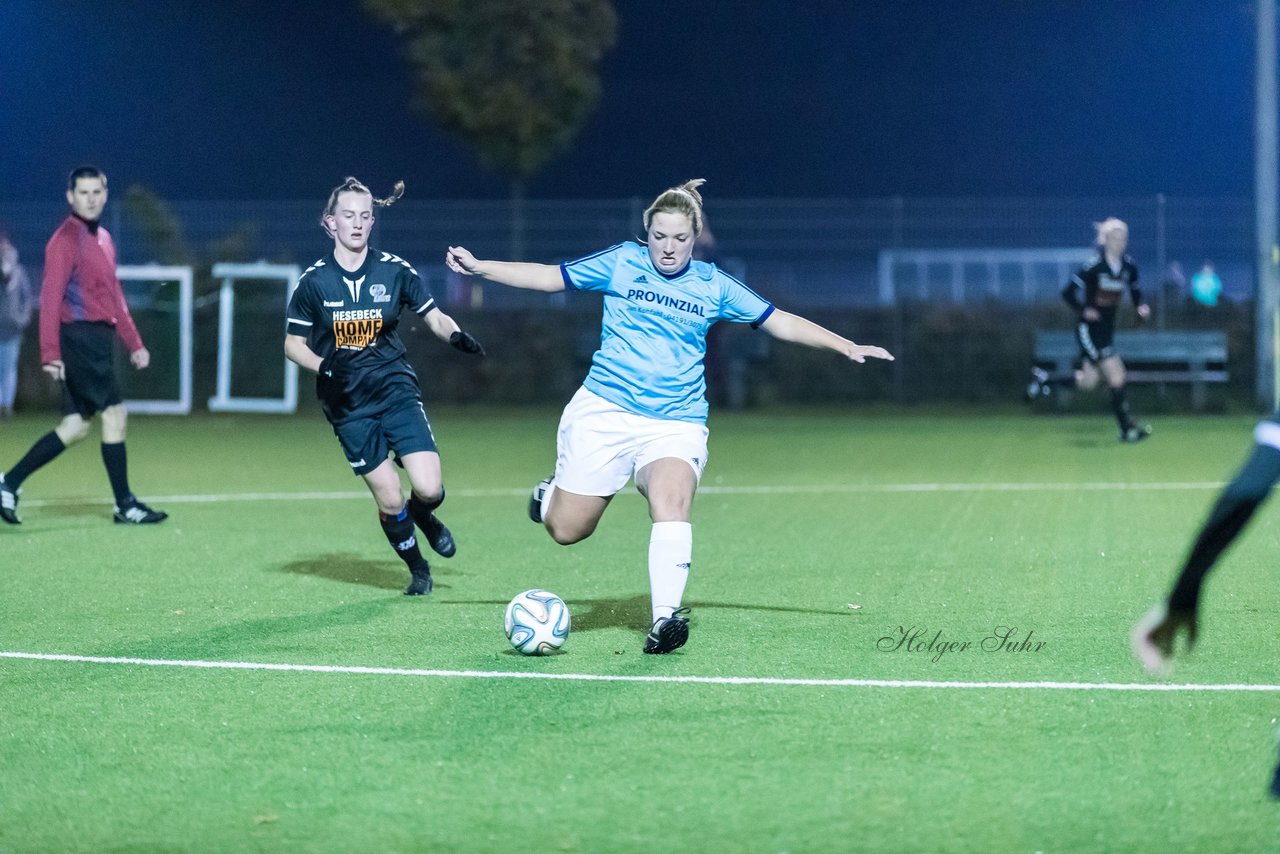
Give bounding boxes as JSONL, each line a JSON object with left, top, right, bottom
{"left": 1034, "top": 251, "right": 1148, "bottom": 440}
{"left": 287, "top": 247, "right": 463, "bottom": 594}
{"left": 1062, "top": 251, "right": 1141, "bottom": 365}
{"left": 287, "top": 248, "right": 442, "bottom": 469}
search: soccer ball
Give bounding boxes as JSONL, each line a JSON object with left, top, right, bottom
{"left": 504, "top": 589, "right": 571, "bottom": 655}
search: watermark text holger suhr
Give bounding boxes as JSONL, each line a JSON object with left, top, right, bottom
{"left": 877, "top": 626, "right": 1046, "bottom": 663}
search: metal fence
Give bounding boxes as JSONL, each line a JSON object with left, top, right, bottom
{"left": 0, "top": 194, "right": 1256, "bottom": 310}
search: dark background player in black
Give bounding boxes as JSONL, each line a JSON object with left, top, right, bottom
{"left": 1026, "top": 218, "right": 1153, "bottom": 442}
{"left": 1132, "top": 414, "right": 1280, "bottom": 798}
{"left": 284, "top": 178, "right": 484, "bottom": 595}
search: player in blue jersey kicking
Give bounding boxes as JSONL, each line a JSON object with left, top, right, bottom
{"left": 286, "top": 178, "right": 485, "bottom": 596}
{"left": 446, "top": 179, "right": 892, "bottom": 653}
{"left": 1132, "top": 414, "right": 1280, "bottom": 798}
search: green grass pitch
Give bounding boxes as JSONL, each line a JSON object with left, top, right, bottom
{"left": 2, "top": 408, "right": 1279, "bottom": 852}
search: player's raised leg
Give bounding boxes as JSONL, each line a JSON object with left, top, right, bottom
{"left": 540, "top": 485, "right": 611, "bottom": 545}
{"left": 401, "top": 450, "right": 455, "bottom": 558}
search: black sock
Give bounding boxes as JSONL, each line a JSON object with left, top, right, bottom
{"left": 379, "top": 505, "right": 429, "bottom": 572}
{"left": 101, "top": 442, "right": 132, "bottom": 507}
{"left": 7, "top": 431, "right": 67, "bottom": 489}
{"left": 1110, "top": 386, "right": 1135, "bottom": 433}
{"left": 1169, "top": 444, "right": 1280, "bottom": 613}
{"left": 408, "top": 488, "right": 444, "bottom": 529}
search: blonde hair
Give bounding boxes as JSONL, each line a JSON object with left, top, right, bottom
{"left": 1093, "top": 217, "right": 1128, "bottom": 245}
{"left": 643, "top": 179, "right": 707, "bottom": 237}
{"left": 321, "top": 177, "right": 405, "bottom": 236}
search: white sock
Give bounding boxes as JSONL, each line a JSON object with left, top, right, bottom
{"left": 540, "top": 480, "right": 556, "bottom": 519}
{"left": 649, "top": 521, "right": 692, "bottom": 624}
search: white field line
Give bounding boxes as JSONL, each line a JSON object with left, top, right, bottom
{"left": 1, "top": 651, "right": 1275, "bottom": 692}
{"left": 22, "top": 481, "right": 1227, "bottom": 508}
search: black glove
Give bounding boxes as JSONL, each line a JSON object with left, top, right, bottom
{"left": 450, "top": 330, "right": 486, "bottom": 356}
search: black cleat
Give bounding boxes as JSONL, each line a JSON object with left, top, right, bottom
{"left": 1121, "top": 424, "right": 1152, "bottom": 444}
{"left": 1271, "top": 761, "right": 1280, "bottom": 800}
{"left": 405, "top": 566, "right": 433, "bottom": 596}
{"left": 643, "top": 607, "right": 691, "bottom": 654}
{"left": 0, "top": 473, "right": 20, "bottom": 525}
{"left": 1025, "top": 367, "right": 1049, "bottom": 402}
{"left": 421, "top": 514, "right": 456, "bottom": 558}
{"left": 113, "top": 498, "right": 168, "bottom": 525}
{"left": 407, "top": 495, "right": 455, "bottom": 557}
{"left": 528, "top": 477, "right": 552, "bottom": 524}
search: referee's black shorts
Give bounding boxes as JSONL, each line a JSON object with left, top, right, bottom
{"left": 60, "top": 321, "right": 123, "bottom": 417}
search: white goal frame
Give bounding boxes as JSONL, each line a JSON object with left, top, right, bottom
{"left": 207, "top": 262, "right": 302, "bottom": 413}
{"left": 117, "top": 265, "right": 194, "bottom": 415}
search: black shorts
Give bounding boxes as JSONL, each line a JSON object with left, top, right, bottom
{"left": 1075, "top": 320, "right": 1117, "bottom": 365}
{"left": 332, "top": 398, "right": 438, "bottom": 476}
{"left": 60, "top": 321, "right": 123, "bottom": 417}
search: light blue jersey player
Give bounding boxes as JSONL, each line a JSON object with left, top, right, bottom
{"left": 561, "top": 239, "right": 772, "bottom": 423}
{"left": 446, "top": 179, "right": 893, "bottom": 654}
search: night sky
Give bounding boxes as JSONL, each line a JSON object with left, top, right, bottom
{"left": 0, "top": 0, "right": 1259, "bottom": 201}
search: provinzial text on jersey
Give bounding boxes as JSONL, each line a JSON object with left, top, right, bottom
{"left": 625, "top": 288, "right": 706, "bottom": 317}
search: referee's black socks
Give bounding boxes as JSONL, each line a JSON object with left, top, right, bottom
{"left": 6, "top": 431, "right": 66, "bottom": 489}
{"left": 379, "top": 504, "right": 430, "bottom": 572}
{"left": 101, "top": 442, "right": 132, "bottom": 507}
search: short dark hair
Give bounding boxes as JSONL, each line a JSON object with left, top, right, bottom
{"left": 67, "top": 165, "right": 107, "bottom": 190}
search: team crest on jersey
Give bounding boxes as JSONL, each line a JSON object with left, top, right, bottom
{"left": 370, "top": 283, "right": 390, "bottom": 303}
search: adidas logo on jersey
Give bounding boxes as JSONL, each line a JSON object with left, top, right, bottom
{"left": 633, "top": 275, "right": 649, "bottom": 283}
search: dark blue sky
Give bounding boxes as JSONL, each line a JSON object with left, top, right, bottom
{"left": 0, "top": 0, "right": 1258, "bottom": 201}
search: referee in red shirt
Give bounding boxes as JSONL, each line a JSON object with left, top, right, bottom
{"left": 0, "top": 166, "right": 166, "bottom": 525}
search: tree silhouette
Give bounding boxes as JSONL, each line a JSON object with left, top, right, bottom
{"left": 364, "top": 0, "right": 617, "bottom": 261}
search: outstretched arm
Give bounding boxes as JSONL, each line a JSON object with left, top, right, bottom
{"left": 445, "top": 245, "right": 564, "bottom": 293}
{"left": 759, "top": 309, "right": 893, "bottom": 363}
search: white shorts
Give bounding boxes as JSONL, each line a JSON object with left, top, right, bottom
{"left": 553, "top": 387, "right": 709, "bottom": 497}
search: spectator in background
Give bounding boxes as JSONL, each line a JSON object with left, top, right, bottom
{"left": 0, "top": 166, "right": 167, "bottom": 526}
{"left": 1190, "top": 261, "right": 1222, "bottom": 307}
{"left": 0, "top": 230, "right": 35, "bottom": 420}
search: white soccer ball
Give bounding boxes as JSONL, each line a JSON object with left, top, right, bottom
{"left": 504, "top": 589, "right": 571, "bottom": 655}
